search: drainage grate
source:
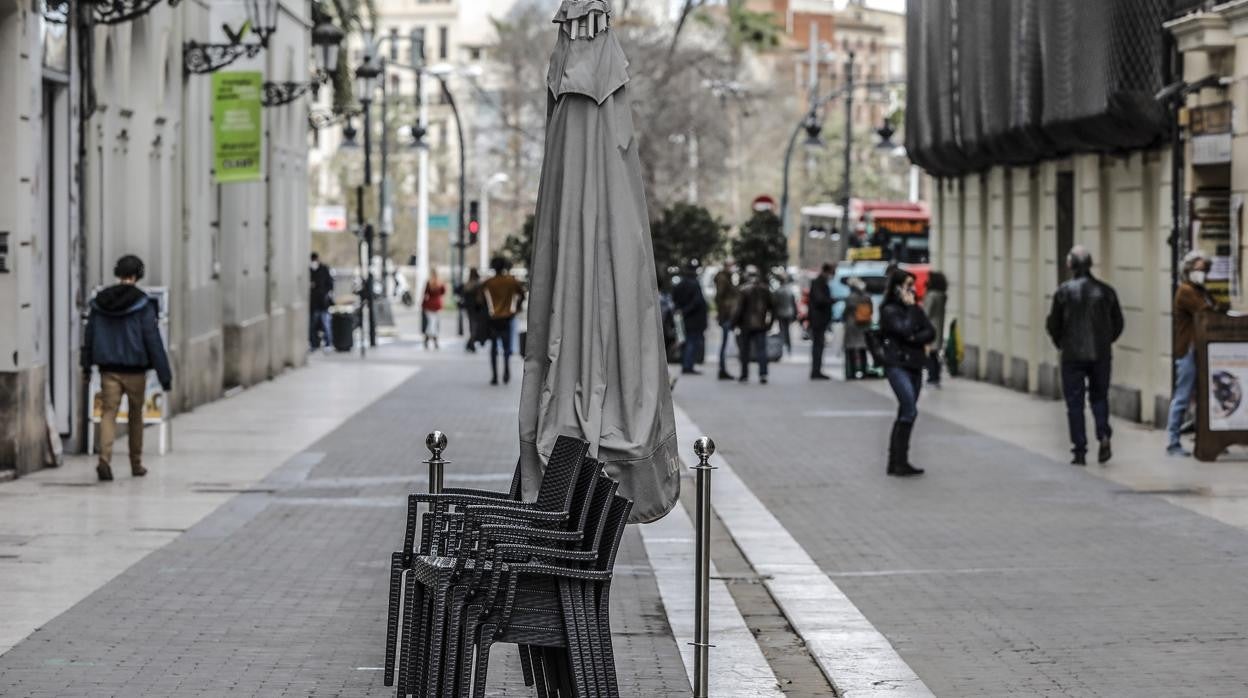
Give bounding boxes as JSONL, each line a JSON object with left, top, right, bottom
{"left": 191, "top": 488, "right": 277, "bottom": 494}
{"left": 132, "top": 527, "right": 187, "bottom": 533}
{"left": 1115, "top": 488, "right": 1204, "bottom": 497}
{"left": 41, "top": 482, "right": 97, "bottom": 487}
{"left": 0, "top": 554, "right": 19, "bottom": 560}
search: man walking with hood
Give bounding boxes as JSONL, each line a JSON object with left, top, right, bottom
{"left": 1046, "top": 246, "right": 1124, "bottom": 466}
{"left": 82, "top": 255, "right": 173, "bottom": 481}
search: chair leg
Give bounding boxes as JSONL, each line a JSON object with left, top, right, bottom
{"left": 470, "top": 624, "right": 496, "bottom": 698}
{"left": 425, "top": 582, "right": 450, "bottom": 698}
{"left": 397, "top": 573, "right": 420, "bottom": 697}
{"left": 519, "top": 644, "right": 536, "bottom": 686}
{"left": 442, "top": 584, "right": 469, "bottom": 696}
{"left": 533, "top": 647, "right": 552, "bottom": 697}
{"left": 459, "top": 602, "right": 484, "bottom": 698}
{"left": 560, "top": 581, "right": 592, "bottom": 698}
{"left": 598, "top": 588, "right": 620, "bottom": 697}
{"left": 385, "top": 555, "right": 404, "bottom": 687}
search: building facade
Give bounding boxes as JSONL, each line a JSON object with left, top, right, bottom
{"left": 908, "top": 0, "right": 1207, "bottom": 426}
{"left": 0, "top": 0, "right": 315, "bottom": 477}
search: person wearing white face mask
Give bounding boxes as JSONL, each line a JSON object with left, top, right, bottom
{"left": 1166, "top": 250, "right": 1218, "bottom": 456}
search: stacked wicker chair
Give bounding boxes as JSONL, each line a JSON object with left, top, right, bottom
{"left": 384, "top": 434, "right": 630, "bottom": 697}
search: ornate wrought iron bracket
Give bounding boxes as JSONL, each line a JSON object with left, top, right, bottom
{"left": 183, "top": 41, "right": 265, "bottom": 75}
{"left": 95, "top": 0, "right": 182, "bottom": 25}
{"left": 308, "top": 108, "right": 360, "bottom": 131}
{"left": 262, "top": 78, "right": 325, "bottom": 108}
{"left": 43, "top": 0, "right": 184, "bottom": 25}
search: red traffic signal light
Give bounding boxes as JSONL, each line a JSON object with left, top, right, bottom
{"left": 467, "top": 200, "right": 481, "bottom": 246}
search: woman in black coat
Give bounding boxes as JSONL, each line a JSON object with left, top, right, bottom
{"left": 879, "top": 270, "right": 936, "bottom": 477}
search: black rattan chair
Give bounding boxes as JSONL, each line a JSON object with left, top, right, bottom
{"left": 386, "top": 435, "right": 589, "bottom": 690}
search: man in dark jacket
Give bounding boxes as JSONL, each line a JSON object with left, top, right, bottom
{"left": 1046, "top": 246, "right": 1124, "bottom": 466}
{"left": 82, "top": 255, "right": 174, "bottom": 481}
{"left": 672, "top": 263, "right": 709, "bottom": 375}
{"left": 714, "top": 261, "right": 741, "bottom": 380}
{"left": 808, "top": 263, "right": 835, "bottom": 380}
{"left": 734, "top": 267, "right": 776, "bottom": 384}
{"left": 309, "top": 252, "right": 335, "bottom": 350}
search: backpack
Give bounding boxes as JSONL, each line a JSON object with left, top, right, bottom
{"left": 853, "top": 296, "right": 874, "bottom": 326}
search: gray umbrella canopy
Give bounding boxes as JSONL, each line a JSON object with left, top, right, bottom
{"left": 518, "top": 0, "right": 680, "bottom": 524}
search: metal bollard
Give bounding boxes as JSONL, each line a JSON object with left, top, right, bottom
{"left": 424, "top": 430, "right": 449, "bottom": 494}
{"left": 691, "top": 436, "right": 717, "bottom": 698}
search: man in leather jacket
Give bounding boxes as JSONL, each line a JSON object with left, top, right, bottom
{"left": 1045, "top": 246, "right": 1124, "bottom": 466}
{"left": 808, "top": 263, "right": 835, "bottom": 380}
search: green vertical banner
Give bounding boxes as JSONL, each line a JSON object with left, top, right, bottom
{"left": 212, "top": 71, "right": 263, "bottom": 183}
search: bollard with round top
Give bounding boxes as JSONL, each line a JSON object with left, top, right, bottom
{"left": 691, "top": 435, "right": 717, "bottom": 698}
{"left": 423, "top": 431, "right": 450, "bottom": 494}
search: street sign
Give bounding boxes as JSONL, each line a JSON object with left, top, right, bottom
{"left": 752, "top": 195, "right": 777, "bottom": 212}
{"left": 429, "top": 214, "right": 452, "bottom": 229}
{"left": 211, "top": 71, "right": 262, "bottom": 183}
{"left": 311, "top": 205, "right": 348, "bottom": 233}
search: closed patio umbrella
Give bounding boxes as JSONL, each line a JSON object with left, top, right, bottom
{"left": 519, "top": 0, "right": 680, "bottom": 523}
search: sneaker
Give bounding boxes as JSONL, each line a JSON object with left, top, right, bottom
{"left": 1167, "top": 445, "right": 1192, "bottom": 457}
{"left": 490, "top": 376, "right": 499, "bottom": 386}
{"left": 96, "top": 463, "right": 114, "bottom": 482}
{"left": 131, "top": 464, "right": 148, "bottom": 477}
{"left": 682, "top": 369, "right": 703, "bottom": 376}
{"left": 811, "top": 373, "right": 831, "bottom": 380}
{"left": 760, "top": 376, "right": 768, "bottom": 385}
{"left": 1097, "top": 439, "right": 1112, "bottom": 465}
{"left": 738, "top": 376, "right": 748, "bottom": 383}
{"left": 1071, "top": 453, "right": 1087, "bottom": 466}
{"left": 718, "top": 371, "right": 735, "bottom": 381}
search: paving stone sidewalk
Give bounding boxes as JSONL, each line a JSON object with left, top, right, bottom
{"left": 0, "top": 349, "right": 690, "bottom": 697}
{"left": 676, "top": 360, "right": 1248, "bottom": 697}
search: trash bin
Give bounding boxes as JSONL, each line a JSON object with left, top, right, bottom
{"left": 331, "top": 306, "right": 357, "bottom": 352}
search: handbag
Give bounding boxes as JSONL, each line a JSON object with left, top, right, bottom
{"left": 864, "top": 328, "right": 886, "bottom": 365}
{"left": 765, "top": 333, "right": 785, "bottom": 362}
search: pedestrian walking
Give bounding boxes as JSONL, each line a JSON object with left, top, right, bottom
{"left": 422, "top": 267, "right": 447, "bottom": 350}
{"left": 735, "top": 267, "right": 775, "bottom": 384}
{"left": 673, "top": 263, "right": 709, "bottom": 375}
{"left": 81, "top": 255, "right": 173, "bottom": 482}
{"left": 773, "top": 275, "right": 798, "bottom": 355}
{"left": 808, "top": 263, "right": 834, "bottom": 380}
{"left": 714, "top": 261, "right": 741, "bottom": 380}
{"left": 1045, "top": 246, "right": 1124, "bottom": 466}
{"left": 923, "top": 271, "right": 948, "bottom": 387}
{"left": 1166, "top": 250, "right": 1219, "bottom": 457}
{"left": 878, "top": 270, "right": 935, "bottom": 477}
{"left": 308, "top": 252, "right": 335, "bottom": 351}
{"left": 843, "top": 277, "right": 872, "bottom": 380}
{"left": 482, "top": 257, "right": 526, "bottom": 385}
{"left": 462, "top": 268, "right": 486, "bottom": 353}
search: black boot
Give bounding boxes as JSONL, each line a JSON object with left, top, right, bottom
{"left": 887, "top": 422, "right": 924, "bottom": 477}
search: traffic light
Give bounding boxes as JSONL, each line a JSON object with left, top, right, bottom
{"left": 467, "top": 200, "right": 481, "bottom": 246}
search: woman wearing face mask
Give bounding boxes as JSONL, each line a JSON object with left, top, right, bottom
{"left": 878, "top": 270, "right": 936, "bottom": 477}
{"left": 1165, "top": 250, "right": 1219, "bottom": 456}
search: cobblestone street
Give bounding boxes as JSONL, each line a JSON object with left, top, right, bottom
{"left": 4, "top": 324, "right": 1248, "bottom": 696}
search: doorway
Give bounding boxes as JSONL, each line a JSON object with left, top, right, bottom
{"left": 1056, "top": 171, "right": 1075, "bottom": 283}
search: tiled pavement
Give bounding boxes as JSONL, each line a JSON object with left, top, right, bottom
{"left": 0, "top": 348, "right": 690, "bottom": 697}
{"left": 676, "top": 357, "right": 1248, "bottom": 697}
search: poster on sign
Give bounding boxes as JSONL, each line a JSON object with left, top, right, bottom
{"left": 1207, "top": 342, "right": 1248, "bottom": 431}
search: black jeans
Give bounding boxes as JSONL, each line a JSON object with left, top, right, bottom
{"left": 1060, "top": 358, "right": 1113, "bottom": 455}
{"left": 739, "top": 330, "right": 768, "bottom": 378}
{"left": 810, "top": 321, "right": 828, "bottom": 376}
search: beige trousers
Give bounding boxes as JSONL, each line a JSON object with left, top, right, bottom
{"left": 98, "top": 372, "right": 147, "bottom": 468}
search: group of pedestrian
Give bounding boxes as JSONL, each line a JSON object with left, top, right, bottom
{"left": 675, "top": 261, "right": 795, "bottom": 384}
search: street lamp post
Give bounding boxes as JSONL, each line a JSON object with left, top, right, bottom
{"left": 782, "top": 112, "right": 824, "bottom": 267}
{"left": 481, "top": 173, "right": 510, "bottom": 273}
{"left": 839, "top": 52, "right": 855, "bottom": 249}
{"left": 356, "top": 51, "right": 382, "bottom": 349}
